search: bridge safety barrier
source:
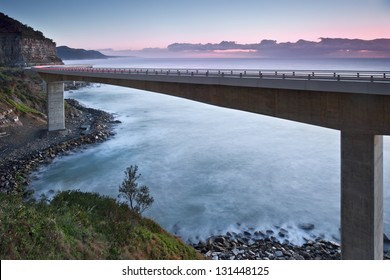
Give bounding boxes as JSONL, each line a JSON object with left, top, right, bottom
{"left": 36, "top": 66, "right": 390, "bottom": 83}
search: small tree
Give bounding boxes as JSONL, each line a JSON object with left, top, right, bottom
{"left": 118, "top": 165, "right": 154, "bottom": 214}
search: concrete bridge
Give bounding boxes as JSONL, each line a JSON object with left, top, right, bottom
{"left": 35, "top": 66, "right": 390, "bottom": 260}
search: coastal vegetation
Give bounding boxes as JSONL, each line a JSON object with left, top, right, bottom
{"left": 0, "top": 67, "right": 46, "bottom": 116}
{"left": 0, "top": 190, "right": 202, "bottom": 259}
{"left": 118, "top": 165, "right": 154, "bottom": 214}
{"left": 0, "top": 12, "right": 49, "bottom": 41}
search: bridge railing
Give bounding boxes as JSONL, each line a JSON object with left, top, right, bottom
{"left": 39, "top": 66, "right": 390, "bottom": 83}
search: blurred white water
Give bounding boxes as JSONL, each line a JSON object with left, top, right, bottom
{"left": 30, "top": 58, "right": 390, "bottom": 244}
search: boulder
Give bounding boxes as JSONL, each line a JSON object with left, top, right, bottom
{"left": 298, "top": 223, "right": 315, "bottom": 231}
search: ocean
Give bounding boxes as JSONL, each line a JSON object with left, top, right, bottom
{"left": 30, "top": 57, "right": 390, "bottom": 245}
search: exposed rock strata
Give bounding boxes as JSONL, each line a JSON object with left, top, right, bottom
{"left": 0, "top": 12, "right": 63, "bottom": 66}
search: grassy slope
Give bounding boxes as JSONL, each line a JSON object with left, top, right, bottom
{"left": 0, "top": 67, "right": 46, "bottom": 115}
{"left": 0, "top": 191, "right": 202, "bottom": 260}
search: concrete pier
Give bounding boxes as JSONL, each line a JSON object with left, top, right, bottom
{"left": 341, "top": 132, "right": 383, "bottom": 259}
{"left": 47, "top": 81, "right": 65, "bottom": 131}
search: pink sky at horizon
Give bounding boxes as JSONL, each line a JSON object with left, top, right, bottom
{"left": 1, "top": 0, "right": 390, "bottom": 51}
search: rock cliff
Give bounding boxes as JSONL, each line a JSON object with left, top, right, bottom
{"left": 0, "top": 12, "right": 63, "bottom": 66}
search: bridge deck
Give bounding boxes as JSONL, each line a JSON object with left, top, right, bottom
{"left": 36, "top": 66, "right": 390, "bottom": 95}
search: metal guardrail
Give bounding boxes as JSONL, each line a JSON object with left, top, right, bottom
{"left": 38, "top": 66, "right": 390, "bottom": 83}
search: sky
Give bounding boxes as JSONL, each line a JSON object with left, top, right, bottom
{"left": 1, "top": 0, "right": 390, "bottom": 51}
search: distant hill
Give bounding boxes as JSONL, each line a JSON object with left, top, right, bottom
{"left": 57, "top": 46, "right": 109, "bottom": 60}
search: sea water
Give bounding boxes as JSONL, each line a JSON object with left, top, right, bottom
{"left": 30, "top": 57, "right": 390, "bottom": 245}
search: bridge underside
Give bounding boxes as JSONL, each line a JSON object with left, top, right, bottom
{"left": 40, "top": 72, "right": 389, "bottom": 259}
{"left": 40, "top": 72, "right": 390, "bottom": 135}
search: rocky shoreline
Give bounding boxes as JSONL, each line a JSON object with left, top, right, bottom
{"left": 192, "top": 229, "right": 390, "bottom": 260}
{"left": 191, "top": 228, "right": 390, "bottom": 260}
{"left": 0, "top": 98, "right": 119, "bottom": 195}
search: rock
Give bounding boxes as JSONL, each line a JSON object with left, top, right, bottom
{"left": 298, "top": 223, "right": 315, "bottom": 231}
{"left": 248, "top": 239, "right": 255, "bottom": 246}
{"left": 283, "top": 250, "right": 292, "bottom": 257}
{"left": 254, "top": 231, "right": 266, "bottom": 237}
{"left": 293, "top": 253, "right": 305, "bottom": 260}
{"left": 232, "top": 248, "right": 240, "bottom": 256}
{"left": 306, "top": 240, "right": 314, "bottom": 245}
{"left": 280, "top": 228, "right": 289, "bottom": 235}
{"left": 214, "top": 236, "right": 226, "bottom": 244}
{"left": 326, "top": 240, "right": 340, "bottom": 248}
{"left": 226, "top": 232, "right": 233, "bottom": 237}
{"left": 278, "top": 231, "right": 287, "bottom": 238}
{"left": 274, "top": 250, "right": 284, "bottom": 258}
{"left": 213, "top": 245, "right": 225, "bottom": 252}
{"left": 270, "top": 236, "right": 278, "bottom": 242}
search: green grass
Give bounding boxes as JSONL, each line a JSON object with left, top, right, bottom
{"left": 0, "top": 190, "right": 203, "bottom": 260}
{"left": 5, "top": 98, "right": 44, "bottom": 115}
{"left": 0, "top": 67, "right": 46, "bottom": 116}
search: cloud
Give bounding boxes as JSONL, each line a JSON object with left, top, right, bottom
{"left": 166, "top": 38, "right": 390, "bottom": 58}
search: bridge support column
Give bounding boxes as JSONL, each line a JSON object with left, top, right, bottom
{"left": 47, "top": 82, "right": 65, "bottom": 131}
{"left": 341, "top": 131, "right": 383, "bottom": 259}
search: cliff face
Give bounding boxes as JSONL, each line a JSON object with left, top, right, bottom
{"left": 21, "top": 37, "right": 62, "bottom": 65}
{"left": 0, "top": 13, "right": 63, "bottom": 66}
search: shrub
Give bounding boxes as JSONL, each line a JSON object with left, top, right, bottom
{"left": 118, "top": 165, "right": 154, "bottom": 214}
